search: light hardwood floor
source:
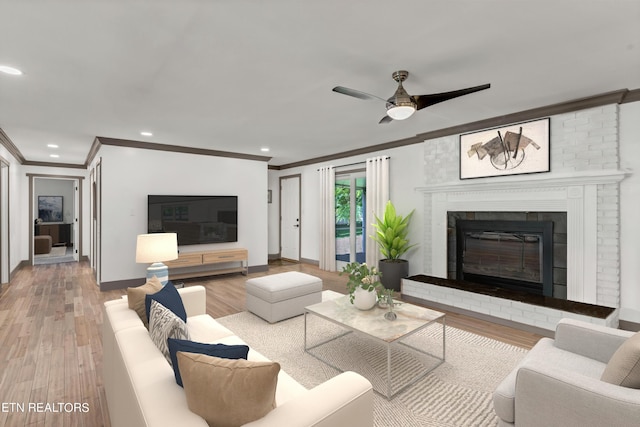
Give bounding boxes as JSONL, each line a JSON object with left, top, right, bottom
{"left": 0, "top": 260, "right": 543, "bottom": 427}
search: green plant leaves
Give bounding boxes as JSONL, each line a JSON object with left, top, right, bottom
{"left": 370, "top": 200, "right": 416, "bottom": 260}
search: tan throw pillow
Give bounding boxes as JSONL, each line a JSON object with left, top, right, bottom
{"left": 601, "top": 332, "right": 640, "bottom": 388}
{"left": 127, "top": 276, "right": 162, "bottom": 327}
{"left": 177, "top": 352, "right": 279, "bottom": 427}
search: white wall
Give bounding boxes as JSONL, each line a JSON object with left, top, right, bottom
{"left": 268, "top": 143, "right": 425, "bottom": 274}
{"left": 96, "top": 145, "right": 268, "bottom": 284}
{"left": 620, "top": 102, "right": 640, "bottom": 322}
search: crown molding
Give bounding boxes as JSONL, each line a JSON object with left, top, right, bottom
{"left": 0, "top": 128, "right": 26, "bottom": 163}
{"left": 96, "top": 136, "right": 272, "bottom": 162}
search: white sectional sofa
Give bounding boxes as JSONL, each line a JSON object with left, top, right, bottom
{"left": 103, "top": 285, "right": 374, "bottom": 427}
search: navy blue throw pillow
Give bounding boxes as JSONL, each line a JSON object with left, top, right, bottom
{"left": 167, "top": 339, "right": 250, "bottom": 386}
{"left": 145, "top": 282, "right": 187, "bottom": 324}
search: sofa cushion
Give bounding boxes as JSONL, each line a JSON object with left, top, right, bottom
{"left": 178, "top": 352, "right": 280, "bottom": 427}
{"left": 149, "top": 300, "right": 191, "bottom": 364}
{"left": 601, "top": 331, "right": 640, "bottom": 388}
{"left": 167, "top": 339, "right": 249, "bottom": 387}
{"left": 145, "top": 282, "right": 187, "bottom": 324}
{"left": 127, "top": 276, "right": 163, "bottom": 327}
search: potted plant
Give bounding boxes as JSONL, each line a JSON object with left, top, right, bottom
{"left": 340, "top": 262, "right": 382, "bottom": 310}
{"left": 371, "top": 200, "right": 417, "bottom": 292}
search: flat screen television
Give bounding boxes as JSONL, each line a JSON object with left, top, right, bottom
{"left": 148, "top": 195, "right": 238, "bottom": 246}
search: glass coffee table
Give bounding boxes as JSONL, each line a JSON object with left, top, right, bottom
{"left": 304, "top": 295, "right": 445, "bottom": 399}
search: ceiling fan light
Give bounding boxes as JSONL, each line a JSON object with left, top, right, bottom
{"left": 386, "top": 105, "right": 416, "bottom": 120}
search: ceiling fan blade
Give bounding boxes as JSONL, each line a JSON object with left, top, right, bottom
{"left": 378, "top": 115, "right": 393, "bottom": 124}
{"left": 332, "top": 86, "right": 391, "bottom": 103}
{"left": 414, "top": 83, "right": 490, "bottom": 111}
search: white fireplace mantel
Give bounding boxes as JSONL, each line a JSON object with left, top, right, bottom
{"left": 416, "top": 169, "right": 628, "bottom": 306}
{"left": 415, "top": 169, "right": 628, "bottom": 194}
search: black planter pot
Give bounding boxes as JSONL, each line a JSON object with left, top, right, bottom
{"left": 378, "top": 259, "right": 409, "bottom": 292}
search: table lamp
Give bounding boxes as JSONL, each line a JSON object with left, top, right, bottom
{"left": 136, "top": 233, "right": 178, "bottom": 285}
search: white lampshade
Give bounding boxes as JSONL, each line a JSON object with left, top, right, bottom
{"left": 136, "top": 233, "right": 178, "bottom": 263}
{"left": 386, "top": 105, "right": 416, "bottom": 120}
{"left": 136, "top": 233, "right": 178, "bottom": 285}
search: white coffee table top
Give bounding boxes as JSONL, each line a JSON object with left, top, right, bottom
{"left": 305, "top": 295, "right": 445, "bottom": 343}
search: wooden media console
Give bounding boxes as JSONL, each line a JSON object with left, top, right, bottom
{"left": 164, "top": 248, "right": 248, "bottom": 280}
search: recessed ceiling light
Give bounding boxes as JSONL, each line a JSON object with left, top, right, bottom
{"left": 0, "top": 65, "right": 23, "bottom": 75}
{"left": 140, "top": 131, "right": 153, "bottom": 137}
{"left": 50, "top": 154, "right": 60, "bottom": 158}
{"left": 47, "top": 144, "right": 59, "bottom": 148}
{"left": 260, "top": 147, "right": 270, "bottom": 152}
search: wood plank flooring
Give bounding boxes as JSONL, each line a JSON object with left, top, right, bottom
{"left": 0, "top": 260, "right": 542, "bottom": 426}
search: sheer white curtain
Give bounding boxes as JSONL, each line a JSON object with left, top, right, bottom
{"left": 365, "top": 156, "right": 390, "bottom": 267}
{"left": 319, "top": 166, "right": 336, "bottom": 271}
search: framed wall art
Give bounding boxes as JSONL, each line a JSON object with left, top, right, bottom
{"left": 460, "top": 117, "right": 550, "bottom": 179}
{"left": 38, "top": 195, "right": 63, "bottom": 222}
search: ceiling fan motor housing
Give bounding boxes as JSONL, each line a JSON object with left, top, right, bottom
{"left": 387, "top": 70, "right": 416, "bottom": 117}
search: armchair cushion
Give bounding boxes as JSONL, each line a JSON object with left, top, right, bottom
{"left": 601, "top": 332, "right": 640, "bottom": 388}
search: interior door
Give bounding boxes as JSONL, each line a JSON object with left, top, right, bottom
{"left": 280, "top": 175, "right": 301, "bottom": 261}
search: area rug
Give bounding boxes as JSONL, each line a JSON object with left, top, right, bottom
{"left": 216, "top": 306, "right": 527, "bottom": 427}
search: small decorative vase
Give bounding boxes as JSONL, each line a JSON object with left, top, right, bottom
{"left": 352, "top": 287, "right": 377, "bottom": 310}
{"left": 383, "top": 291, "right": 397, "bottom": 321}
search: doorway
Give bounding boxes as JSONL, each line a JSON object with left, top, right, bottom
{"left": 335, "top": 172, "right": 366, "bottom": 270}
{"left": 280, "top": 175, "right": 301, "bottom": 261}
{"left": 30, "top": 176, "right": 81, "bottom": 265}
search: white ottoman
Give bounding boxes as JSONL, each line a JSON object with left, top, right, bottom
{"left": 245, "top": 272, "right": 323, "bottom": 323}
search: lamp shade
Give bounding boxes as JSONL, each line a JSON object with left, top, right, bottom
{"left": 136, "top": 233, "right": 178, "bottom": 263}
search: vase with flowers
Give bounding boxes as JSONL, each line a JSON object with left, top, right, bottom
{"left": 340, "top": 262, "right": 382, "bottom": 310}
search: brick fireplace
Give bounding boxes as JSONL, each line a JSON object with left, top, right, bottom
{"left": 406, "top": 170, "right": 626, "bottom": 331}
{"left": 404, "top": 104, "right": 628, "bottom": 331}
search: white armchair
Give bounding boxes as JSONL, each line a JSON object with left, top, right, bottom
{"left": 493, "top": 318, "right": 640, "bottom": 427}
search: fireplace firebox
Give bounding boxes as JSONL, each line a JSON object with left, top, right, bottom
{"left": 455, "top": 220, "right": 554, "bottom": 297}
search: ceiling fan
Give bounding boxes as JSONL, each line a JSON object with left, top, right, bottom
{"left": 332, "top": 70, "right": 490, "bottom": 124}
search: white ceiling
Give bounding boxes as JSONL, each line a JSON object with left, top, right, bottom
{"left": 1, "top": 1, "right": 639, "bottom": 167}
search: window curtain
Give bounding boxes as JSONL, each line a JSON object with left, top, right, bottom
{"left": 365, "top": 156, "right": 390, "bottom": 267}
{"left": 319, "top": 166, "right": 336, "bottom": 271}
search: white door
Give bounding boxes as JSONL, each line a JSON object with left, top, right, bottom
{"left": 280, "top": 175, "right": 300, "bottom": 261}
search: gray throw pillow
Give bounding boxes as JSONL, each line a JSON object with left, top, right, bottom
{"left": 601, "top": 332, "right": 640, "bottom": 388}
{"left": 148, "top": 300, "right": 190, "bottom": 364}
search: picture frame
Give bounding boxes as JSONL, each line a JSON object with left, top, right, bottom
{"left": 460, "top": 117, "right": 550, "bottom": 179}
{"left": 38, "top": 195, "right": 64, "bottom": 222}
